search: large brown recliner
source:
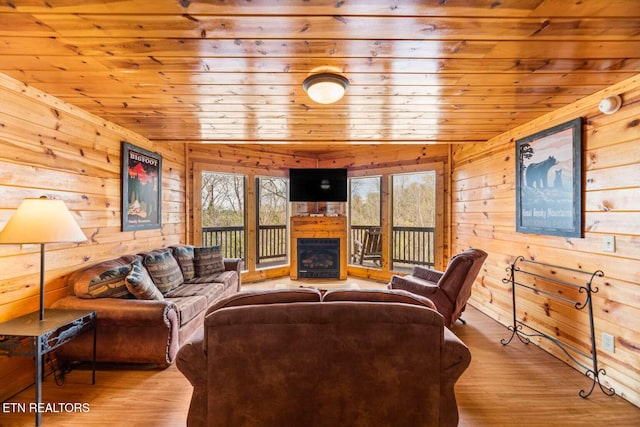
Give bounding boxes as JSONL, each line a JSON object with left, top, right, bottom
{"left": 177, "top": 288, "right": 471, "bottom": 427}
{"left": 388, "top": 248, "right": 488, "bottom": 327}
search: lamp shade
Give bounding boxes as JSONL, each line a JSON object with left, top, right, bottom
{"left": 303, "top": 73, "right": 349, "bottom": 104}
{"left": 0, "top": 197, "right": 87, "bottom": 244}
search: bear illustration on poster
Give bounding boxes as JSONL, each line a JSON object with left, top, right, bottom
{"left": 525, "top": 156, "right": 558, "bottom": 189}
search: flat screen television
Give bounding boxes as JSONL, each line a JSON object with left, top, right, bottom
{"left": 289, "top": 168, "right": 348, "bottom": 202}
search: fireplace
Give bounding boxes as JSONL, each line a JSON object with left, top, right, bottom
{"left": 290, "top": 216, "right": 347, "bottom": 280}
{"left": 297, "top": 238, "right": 340, "bottom": 278}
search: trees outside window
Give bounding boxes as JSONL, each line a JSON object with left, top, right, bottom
{"left": 350, "top": 176, "right": 381, "bottom": 227}
{"left": 392, "top": 171, "right": 436, "bottom": 270}
{"left": 200, "top": 169, "right": 437, "bottom": 272}
{"left": 349, "top": 172, "right": 436, "bottom": 270}
{"left": 256, "top": 176, "right": 288, "bottom": 267}
{"left": 392, "top": 172, "right": 436, "bottom": 229}
{"left": 349, "top": 176, "right": 381, "bottom": 268}
{"left": 201, "top": 172, "right": 245, "bottom": 258}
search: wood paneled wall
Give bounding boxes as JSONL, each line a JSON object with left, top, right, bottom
{"left": 451, "top": 74, "right": 640, "bottom": 406}
{"left": 0, "top": 73, "right": 187, "bottom": 401}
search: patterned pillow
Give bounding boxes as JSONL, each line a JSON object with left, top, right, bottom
{"left": 171, "top": 245, "right": 195, "bottom": 281}
{"left": 141, "top": 248, "right": 184, "bottom": 294}
{"left": 194, "top": 246, "right": 225, "bottom": 277}
{"left": 70, "top": 255, "right": 139, "bottom": 299}
{"left": 125, "top": 259, "right": 164, "bottom": 301}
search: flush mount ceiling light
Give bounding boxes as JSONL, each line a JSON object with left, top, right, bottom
{"left": 598, "top": 95, "right": 622, "bottom": 115}
{"left": 302, "top": 73, "right": 350, "bottom": 104}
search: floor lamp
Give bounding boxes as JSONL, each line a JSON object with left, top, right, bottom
{"left": 0, "top": 197, "right": 86, "bottom": 321}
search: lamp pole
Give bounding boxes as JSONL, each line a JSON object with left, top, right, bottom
{"left": 39, "top": 243, "right": 46, "bottom": 321}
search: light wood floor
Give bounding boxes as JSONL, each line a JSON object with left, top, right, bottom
{"left": 2, "top": 278, "right": 639, "bottom": 426}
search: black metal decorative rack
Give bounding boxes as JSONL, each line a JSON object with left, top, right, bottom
{"left": 501, "top": 256, "right": 615, "bottom": 398}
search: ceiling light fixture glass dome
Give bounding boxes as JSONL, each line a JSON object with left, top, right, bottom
{"left": 302, "top": 73, "right": 350, "bottom": 104}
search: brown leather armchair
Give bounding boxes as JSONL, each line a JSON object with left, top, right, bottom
{"left": 389, "top": 248, "right": 488, "bottom": 327}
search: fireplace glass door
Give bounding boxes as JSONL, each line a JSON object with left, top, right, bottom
{"left": 297, "top": 238, "right": 340, "bottom": 278}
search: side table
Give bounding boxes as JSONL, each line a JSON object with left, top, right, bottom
{"left": 0, "top": 309, "right": 96, "bottom": 426}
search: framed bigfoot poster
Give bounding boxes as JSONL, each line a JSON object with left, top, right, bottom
{"left": 121, "top": 141, "right": 162, "bottom": 231}
{"left": 515, "top": 117, "right": 583, "bottom": 237}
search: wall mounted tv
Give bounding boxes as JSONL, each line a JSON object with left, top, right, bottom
{"left": 289, "top": 168, "right": 348, "bottom": 202}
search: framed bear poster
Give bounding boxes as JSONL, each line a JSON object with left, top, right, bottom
{"left": 515, "top": 117, "right": 583, "bottom": 237}
{"left": 121, "top": 141, "right": 162, "bottom": 231}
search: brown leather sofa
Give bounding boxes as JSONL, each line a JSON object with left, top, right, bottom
{"left": 177, "top": 288, "right": 471, "bottom": 427}
{"left": 52, "top": 245, "right": 242, "bottom": 367}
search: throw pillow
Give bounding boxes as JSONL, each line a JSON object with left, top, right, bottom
{"left": 194, "top": 246, "right": 225, "bottom": 277}
{"left": 71, "top": 254, "right": 140, "bottom": 299}
{"left": 125, "top": 259, "right": 164, "bottom": 301}
{"left": 171, "top": 245, "right": 195, "bottom": 281}
{"left": 141, "top": 248, "right": 184, "bottom": 294}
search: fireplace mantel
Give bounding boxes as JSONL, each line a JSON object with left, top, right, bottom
{"left": 290, "top": 216, "right": 347, "bottom": 280}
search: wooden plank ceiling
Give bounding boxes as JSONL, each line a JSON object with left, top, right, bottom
{"left": 0, "top": 0, "right": 639, "bottom": 150}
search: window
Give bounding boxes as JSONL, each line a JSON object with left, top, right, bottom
{"left": 349, "top": 176, "right": 382, "bottom": 268}
{"left": 256, "top": 176, "right": 288, "bottom": 267}
{"left": 201, "top": 172, "right": 246, "bottom": 259}
{"left": 391, "top": 171, "right": 436, "bottom": 271}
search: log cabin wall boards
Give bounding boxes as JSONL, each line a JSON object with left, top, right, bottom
{"left": 0, "top": 73, "right": 186, "bottom": 401}
{"left": 451, "top": 76, "right": 640, "bottom": 407}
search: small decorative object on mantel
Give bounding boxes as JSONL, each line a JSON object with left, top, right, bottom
{"left": 515, "top": 117, "right": 583, "bottom": 237}
{"left": 121, "top": 141, "right": 162, "bottom": 231}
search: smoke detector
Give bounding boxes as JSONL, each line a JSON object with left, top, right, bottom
{"left": 598, "top": 95, "right": 622, "bottom": 115}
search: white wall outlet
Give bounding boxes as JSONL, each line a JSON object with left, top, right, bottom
{"left": 602, "top": 332, "right": 615, "bottom": 353}
{"left": 602, "top": 235, "right": 615, "bottom": 253}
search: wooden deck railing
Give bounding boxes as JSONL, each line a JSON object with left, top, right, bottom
{"left": 256, "top": 224, "right": 287, "bottom": 264}
{"left": 350, "top": 225, "right": 435, "bottom": 268}
{"left": 204, "top": 224, "right": 434, "bottom": 268}
{"left": 391, "top": 225, "right": 435, "bottom": 268}
{"left": 202, "top": 226, "right": 245, "bottom": 259}
{"left": 203, "top": 225, "right": 287, "bottom": 265}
